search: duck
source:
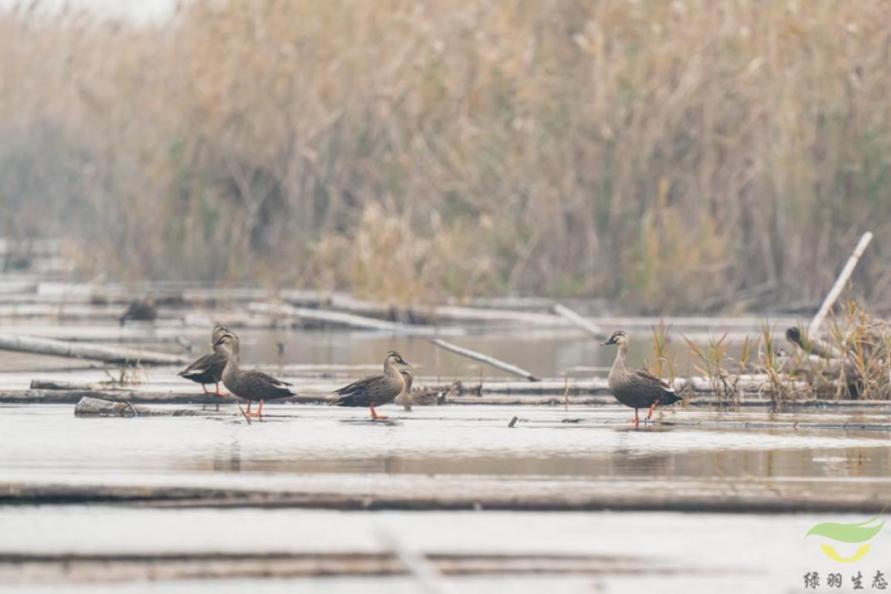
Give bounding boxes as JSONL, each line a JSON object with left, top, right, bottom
{"left": 602, "top": 330, "right": 681, "bottom": 426}
{"left": 119, "top": 297, "right": 157, "bottom": 326}
{"left": 394, "top": 368, "right": 414, "bottom": 411}
{"left": 214, "top": 331, "right": 295, "bottom": 419}
{"left": 177, "top": 324, "right": 231, "bottom": 396}
{"left": 332, "top": 351, "right": 410, "bottom": 420}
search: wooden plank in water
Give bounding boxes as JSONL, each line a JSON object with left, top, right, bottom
{"left": 0, "top": 550, "right": 701, "bottom": 584}
{"left": 0, "top": 478, "right": 885, "bottom": 514}
{"left": 0, "top": 334, "right": 188, "bottom": 366}
{"left": 248, "top": 302, "right": 452, "bottom": 336}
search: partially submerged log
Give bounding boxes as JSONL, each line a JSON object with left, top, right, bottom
{"left": 552, "top": 303, "right": 606, "bottom": 340}
{"left": 430, "top": 339, "right": 541, "bottom": 381}
{"left": 0, "top": 550, "right": 693, "bottom": 584}
{"left": 248, "top": 302, "right": 454, "bottom": 335}
{"left": 1, "top": 476, "right": 885, "bottom": 514}
{"left": 808, "top": 231, "right": 873, "bottom": 336}
{"left": 74, "top": 396, "right": 206, "bottom": 417}
{"left": 430, "top": 305, "right": 562, "bottom": 327}
{"left": 0, "top": 389, "right": 332, "bottom": 405}
{"left": 0, "top": 334, "right": 188, "bottom": 366}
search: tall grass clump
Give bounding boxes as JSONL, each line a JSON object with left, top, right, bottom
{"left": 1, "top": 1, "right": 891, "bottom": 309}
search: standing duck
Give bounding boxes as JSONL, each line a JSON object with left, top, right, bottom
{"left": 178, "top": 324, "right": 231, "bottom": 396}
{"left": 119, "top": 297, "right": 157, "bottom": 326}
{"left": 333, "top": 351, "right": 410, "bottom": 420}
{"left": 395, "top": 368, "right": 414, "bottom": 411}
{"left": 602, "top": 330, "right": 681, "bottom": 426}
{"left": 215, "top": 331, "right": 295, "bottom": 420}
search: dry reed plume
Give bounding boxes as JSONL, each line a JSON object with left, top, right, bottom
{"left": 2, "top": 0, "right": 890, "bottom": 310}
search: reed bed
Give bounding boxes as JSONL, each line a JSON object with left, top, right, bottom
{"left": 1, "top": 0, "right": 891, "bottom": 311}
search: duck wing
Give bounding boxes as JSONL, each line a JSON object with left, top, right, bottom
{"left": 225, "top": 369, "right": 294, "bottom": 401}
{"left": 632, "top": 368, "right": 681, "bottom": 404}
{"left": 241, "top": 369, "right": 292, "bottom": 388}
{"left": 179, "top": 352, "right": 226, "bottom": 379}
{"left": 333, "top": 375, "right": 385, "bottom": 407}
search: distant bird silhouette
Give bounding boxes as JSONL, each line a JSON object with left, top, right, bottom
{"left": 602, "top": 330, "right": 681, "bottom": 427}
{"left": 119, "top": 297, "right": 157, "bottom": 326}
{"left": 333, "top": 351, "right": 410, "bottom": 420}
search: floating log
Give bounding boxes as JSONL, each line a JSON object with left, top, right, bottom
{"left": 0, "top": 389, "right": 331, "bottom": 405}
{"left": 430, "top": 339, "right": 541, "bottom": 381}
{"left": 0, "top": 334, "right": 188, "bottom": 366}
{"left": 431, "top": 305, "right": 562, "bottom": 326}
{"left": 0, "top": 477, "right": 885, "bottom": 514}
{"left": 552, "top": 304, "right": 606, "bottom": 340}
{"left": 248, "top": 302, "right": 452, "bottom": 335}
{"left": 73, "top": 396, "right": 206, "bottom": 417}
{"left": 0, "top": 550, "right": 691, "bottom": 584}
{"left": 809, "top": 231, "right": 873, "bottom": 336}
{"left": 30, "top": 379, "right": 96, "bottom": 391}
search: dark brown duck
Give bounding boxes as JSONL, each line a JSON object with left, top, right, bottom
{"left": 119, "top": 297, "right": 157, "bottom": 326}
{"left": 602, "top": 330, "right": 681, "bottom": 426}
{"left": 215, "top": 331, "right": 294, "bottom": 419}
{"left": 333, "top": 351, "right": 409, "bottom": 420}
{"left": 178, "top": 324, "right": 231, "bottom": 396}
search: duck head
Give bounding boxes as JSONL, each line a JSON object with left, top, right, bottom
{"left": 385, "top": 350, "right": 410, "bottom": 367}
{"left": 213, "top": 331, "right": 240, "bottom": 356}
{"left": 211, "top": 323, "right": 232, "bottom": 344}
{"left": 601, "top": 330, "right": 629, "bottom": 347}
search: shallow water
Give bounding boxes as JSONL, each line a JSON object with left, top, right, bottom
{"left": 1, "top": 323, "right": 887, "bottom": 592}
{"left": 0, "top": 405, "right": 889, "bottom": 483}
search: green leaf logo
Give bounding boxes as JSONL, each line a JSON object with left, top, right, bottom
{"left": 806, "top": 514, "right": 884, "bottom": 563}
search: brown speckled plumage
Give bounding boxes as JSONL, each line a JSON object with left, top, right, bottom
{"left": 333, "top": 351, "right": 409, "bottom": 419}
{"left": 178, "top": 324, "right": 232, "bottom": 393}
{"left": 603, "top": 331, "right": 680, "bottom": 425}
{"left": 215, "top": 332, "right": 294, "bottom": 418}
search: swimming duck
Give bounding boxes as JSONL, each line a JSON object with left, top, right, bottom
{"left": 602, "top": 330, "right": 681, "bottom": 426}
{"left": 394, "top": 368, "right": 414, "bottom": 411}
{"left": 333, "top": 351, "right": 410, "bottom": 420}
{"left": 177, "top": 324, "right": 231, "bottom": 396}
{"left": 119, "top": 297, "right": 157, "bottom": 326}
{"left": 214, "top": 331, "right": 295, "bottom": 419}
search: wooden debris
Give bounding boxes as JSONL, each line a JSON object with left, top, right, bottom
{"left": 0, "top": 389, "right": 331, "bottom": 405}
{"left": 809, "top": 231, "right": 873, "bottom": 336}
{"left": 0, "top": 333, "right": 188, "bottom": 366}
{"left": 0, "top": 550, "right": 698, "bottom": 584}
{"left": 248, "top": 302, "right": 453, "bottom": 335}
{"left": 552, "top": 303, "right": 606, "bottom": 340}
{"left": 73, "top": 396, "right": 206, "bottom": 417}
{"left": 0, "top": 477, "right": 885, "bottom": 514}
{"left": 30, "top": 379, "right": 97, "bottom": 391}
{"left": 430, "top": 338, "right": 541, "bottom": 381}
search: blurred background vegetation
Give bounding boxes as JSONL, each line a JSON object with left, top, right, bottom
{"left": 0, "top": 0, "right": 889, "bottom": 311}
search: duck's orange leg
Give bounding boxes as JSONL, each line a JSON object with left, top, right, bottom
{"left": 256, "top": 400, "right": 264, "bottom": 420}
{"left": 201, "top": 384, "right": 208, "bottom": 395}
{"left": 631, "top": 408, "right": 640, "bottom": 427}
{"left": 215, "top": 382, "right": 222, "bottom": 397}
{"left": 646, "top": 401, "right": 659, "bottom": 420}
{"left": 370, "top": 404, "right": 388, "bottom": 421}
